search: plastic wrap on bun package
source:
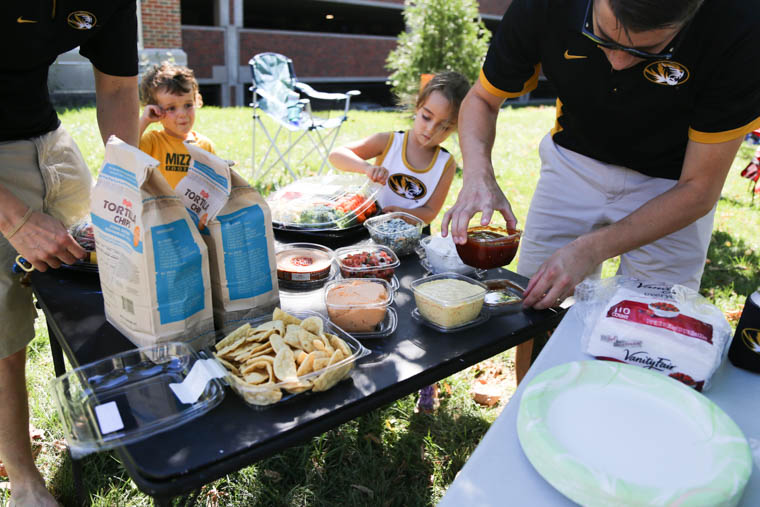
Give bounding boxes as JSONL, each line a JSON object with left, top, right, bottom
{"left": 90, "top": 136, "right": 214, "bottom": 349}
{"left": 576, "top": 277, "right": 732, "bottom": 391}
{"left": 176, "top": 143, "right": 279, "bottom": 329}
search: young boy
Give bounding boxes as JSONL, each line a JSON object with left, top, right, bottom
{"left": 139, "top": 62, "right": 215, "bottom": 188}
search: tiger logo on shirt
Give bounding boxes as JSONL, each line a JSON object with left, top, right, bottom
{"left": 643, "top": 61, "right": 689, "bottom": 86}
{"left": 388, "top": 174, "right": 427, "bottom": 201}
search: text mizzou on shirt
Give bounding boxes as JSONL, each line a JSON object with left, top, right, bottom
{"left": 0, "top": 1, "right": 138, "bottom": 142}
{"left": 481, "top": 0, "right": 760, "bottom": 180}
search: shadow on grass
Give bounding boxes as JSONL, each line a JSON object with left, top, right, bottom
{"left": 701, "top": 230, "right": 760, "bottom": 298}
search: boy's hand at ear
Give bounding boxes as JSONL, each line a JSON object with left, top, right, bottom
{"left": 365, "top": 165, "right": 389, "bottom": 184}
{"left": 141, "top": 105, "right": 164, "bottom": 123}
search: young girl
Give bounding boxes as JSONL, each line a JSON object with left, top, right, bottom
{"left": 138, "top": 62, "right": 216, "bottom": 189}
{"left": 328, "top": 71, "right": 470, "bottom": 225}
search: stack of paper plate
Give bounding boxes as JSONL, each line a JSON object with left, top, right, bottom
{"left": 518, "top": 361, "right": 752, "bottom": 506}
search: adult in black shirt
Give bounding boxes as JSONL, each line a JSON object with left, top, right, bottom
{"left": 442, "top": 0, "right": 760, "bottom": 381}
{"left": 0, "top": 3, "right": 138, "bottom": 505}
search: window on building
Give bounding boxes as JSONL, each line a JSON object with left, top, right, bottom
{"left": 182, "top": 0, "right": 217, "bottom": 26}
{"left": 243, "top": 0, "right": 404, "bottom": 36}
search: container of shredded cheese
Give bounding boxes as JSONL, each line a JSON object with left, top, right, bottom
{"left": 411, "top": 273, "right": 487, "bottom": 329}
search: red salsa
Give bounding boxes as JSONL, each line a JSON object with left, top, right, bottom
{"left": 456, "top": 226, "right": 521, "bottom": 270}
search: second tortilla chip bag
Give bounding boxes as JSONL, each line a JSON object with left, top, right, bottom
{"left": 176, "top": 143, "right": 279, "bottom": 329}
{"left": 90, "top": 136, "right": 214, "bottom": 349}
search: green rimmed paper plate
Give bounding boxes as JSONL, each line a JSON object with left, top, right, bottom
{"left": 517, "top": 361, "right": 752, "bottom": 506}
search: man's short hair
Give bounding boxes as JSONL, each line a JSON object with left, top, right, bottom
{"left": 607, "top": 0, "right": 705, "bottom": 31}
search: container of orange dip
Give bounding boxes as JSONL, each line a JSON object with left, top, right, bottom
{"left": 324, "top": 278, "right": 393, "bottom": 332}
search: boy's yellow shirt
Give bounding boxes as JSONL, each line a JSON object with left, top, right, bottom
{"left": 139, "top": 129, "right": 216, "bottom": 189}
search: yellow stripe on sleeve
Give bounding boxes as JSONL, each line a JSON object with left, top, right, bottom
{"left": 688, "top": 116, "right": 760, "bottom": 144}
{"left": 479, "top": 65, "right": 541, "bottom": 99}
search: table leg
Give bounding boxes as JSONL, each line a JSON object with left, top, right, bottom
{"left": 47, "top": 324, "right": 67, "bottom": 378}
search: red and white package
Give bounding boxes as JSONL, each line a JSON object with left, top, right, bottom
{"left": 576, "top": 277, "right": 732, "bottom": 391}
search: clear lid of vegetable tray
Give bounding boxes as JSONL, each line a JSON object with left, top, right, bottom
{"left": 50, "top": 342, "right": 225, "bottom": 458}
{"left": 267, "top": 174, "right": 381, "bottom": 231}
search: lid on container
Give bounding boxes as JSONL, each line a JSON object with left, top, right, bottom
{"left": 483, "top": 278, "right": 525, "bottom": 312}
{"left": 50, "top": 342, "right": 225, "bottom": 459}
{"left": 324, "top": 278, "right": 394, "bottom": 308}
{"left": 275, "top": 243, "right": 335, "bottom": 290}
{"left": 267, "top": 174, "right": 380, "bottom": 231}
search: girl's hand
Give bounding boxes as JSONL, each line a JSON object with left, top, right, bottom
{"left": 365, "top": 165, "right": 389, "bottom": 184}
{"left": 141, "top": 105, "right": 164, "bottom": 124}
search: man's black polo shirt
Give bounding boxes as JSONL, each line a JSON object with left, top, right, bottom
{"left": 482, "top": 0, "right": 760, "bottom": 180}
{"left": 1, "top": 1, "right": 138, "bottom": 142}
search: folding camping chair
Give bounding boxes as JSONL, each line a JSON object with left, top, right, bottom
{"left": 249, "top": 52, "right": 360, "bottom": 183}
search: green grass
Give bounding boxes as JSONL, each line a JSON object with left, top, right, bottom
{"left": 2, "top": 105, "right": 758, "bottom": 506}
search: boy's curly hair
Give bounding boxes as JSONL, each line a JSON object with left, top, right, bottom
{"left": 139, "top": 62, "right": 203, "bottom": 107}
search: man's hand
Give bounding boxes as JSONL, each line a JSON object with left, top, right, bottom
{"left": 441, "top": 172, "right": 517, "bottom": 244}
{"left": 365, "top": 165, "right": 389, "bottom": 184}
{"left": 6, "top": 211, "right": 86, "bottom": 271}
{"left": 522, "top": 237, "right": 600, "bottom": 309}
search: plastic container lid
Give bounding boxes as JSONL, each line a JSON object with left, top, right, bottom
{"left": 364, "top": 212, "right": 424, "bottom": 257}
{"left": 483, "top": 278, "right": 525, "bottom": 315}
{"left": 335, "top": 244, "right": 400, "bottom": 282}
{"left": 50, "top": 342, "right": 225, "bottom": 458}
{"left": 214, "top": 310, "right": 370, "bottom": 408}
{"left": 418, "top": 235, "right": 477, "bottom": 276}
{"left": 267, "top": 174, "right": 381, "bottom": 231}
{"left": 324, "top": 278, "right": 394, "bottom": 334}
{"left": 410, "top": 272, "right": 487, "bottom": 329}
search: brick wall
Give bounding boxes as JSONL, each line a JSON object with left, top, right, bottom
{"left": 182, "top": 28, "right": 225, "bottom": 79}
{"left": 478, "top": 0, "right": 512, "bottom": 17}
{"left": 240, "top": 31, "right": 396, "bottom": 79}
{"left": 141, "top": 0, "right": 182, "bottom": 48}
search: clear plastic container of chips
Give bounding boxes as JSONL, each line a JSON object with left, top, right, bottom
{"left": 212, "top": 309, "right": 370, "bottom": 408}
{"left": 50, "top": 342, "right": 225, "bottom": 458}
{"left": 267, "top": 174, "right": 381, "bottom": 230}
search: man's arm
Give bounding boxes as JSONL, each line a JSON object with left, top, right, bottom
{"left": 441, "top": 81, "right": 517, "bottom": 243}
{"left": 523, "top": 136, "right": 743, "bottom": 309}
{"left": 94, "top": 68, "right": 139, "bottom": 146}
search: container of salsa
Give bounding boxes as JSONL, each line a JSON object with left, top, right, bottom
{"left": 455, "top": 226, "right": 522, "bottom": 270}
{"left": 276, "top": 243, "right": 335, "bottom": 290}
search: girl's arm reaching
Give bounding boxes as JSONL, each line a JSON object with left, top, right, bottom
{"left": 329, "top": 132, "right": 392, "bottom": 184}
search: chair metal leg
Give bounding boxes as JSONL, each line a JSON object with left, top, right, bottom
{"left": 48, "top": 324, "right": 67, "bottom": 378}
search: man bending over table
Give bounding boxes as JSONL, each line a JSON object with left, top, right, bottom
{"left": 442, "top": 0, "right": 760, "bottom": 382}
{"left": 0, "top": 3, "right": 138, "bottom": 505}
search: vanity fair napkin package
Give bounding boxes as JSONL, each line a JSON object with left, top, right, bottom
{"left": 576, "top": 277, "right": 732, "bottom": 391}
{"left": 90, "top": 136, "right": 214, "bottom": 349}
{"left": 176, "top": 143, "right": 279, "bottom": 329}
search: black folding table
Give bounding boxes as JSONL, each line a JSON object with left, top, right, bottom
{"left": 32, "top": 256, "right": 563, "bottom": 505}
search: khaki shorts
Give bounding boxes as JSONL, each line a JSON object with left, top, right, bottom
{"left": 0, "top": 126, "right": 92, "bottom": 359}
{"left": 517, "top": 134, "right": 715, "bottom": 291}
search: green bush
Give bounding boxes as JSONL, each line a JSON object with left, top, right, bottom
{"left": 386, "top": 0, "right": 491, "bottom": 103}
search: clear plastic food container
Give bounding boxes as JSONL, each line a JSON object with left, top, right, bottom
{"left": 324, "top": 278, "right": 394, "bottom": 334}
{"left": 364, "top": 212, "right": 424, "bottom": 257}
{"left": 417, "top": 235, "right": 476, "bottom": 276}
{"left": 335, "top": 244, "right": 400, "bottom": 282}
{"left": 213, "top": 310, "right": 370, "bottom": 408}
{"left": 50, "top": 342, "right": 225, "bottom": 458}
{"left": 276, "top": 242, "right": 336, "bottom": 291}
{"left": 411, "top": 272, "right": 488, "bottom": 330}
{"left": 267, "top": 174, "right": 380, "bottom": 230}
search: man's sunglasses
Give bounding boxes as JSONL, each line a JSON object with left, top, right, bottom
{"left": 581, "top": 0, "right": 679, "bottom": 60}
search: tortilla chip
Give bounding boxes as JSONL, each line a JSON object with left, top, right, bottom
{"left": 273, "top": 347, "right": 297, "bottom": 382}
{"left": 301, "top": 316, "right": 324, "bottom": 336}
{"left": 273, "top": 307, "right": 301, "bottom": 326}
{"left": 215, "top": 323, "right": 251, "bottom": 350}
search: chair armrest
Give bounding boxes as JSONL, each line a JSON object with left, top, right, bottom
{"left": 294, "top": 82, "right": 359, "bottom": 101}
